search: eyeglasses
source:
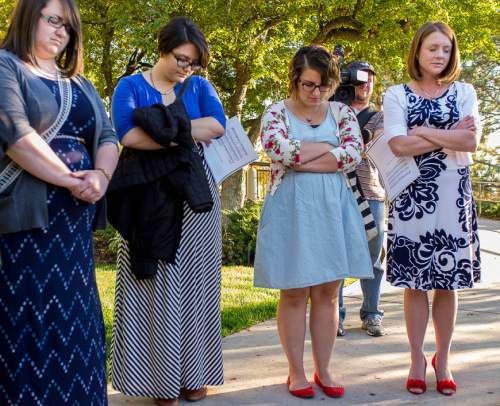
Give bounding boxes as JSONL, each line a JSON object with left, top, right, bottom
{"left": 299, "top": 80, "right": 331, "bottom": 93}
{"left": 40, "top": 13, "right": 71, "bottom": 34}
{"left": 172, "top": 53, "right": 202, "bottom": 71}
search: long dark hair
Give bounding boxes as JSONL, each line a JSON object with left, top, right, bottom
{"left": 157, "top": 16, "right": 209, "bottom": 68}
{"left": 1, "top": 0, "right": 83, "bottom": 77}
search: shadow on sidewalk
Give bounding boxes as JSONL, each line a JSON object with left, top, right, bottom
{"left": 109, "top": 284, "right": 500, "bottom": 406}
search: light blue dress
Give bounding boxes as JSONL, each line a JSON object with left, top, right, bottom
{"left": 254, "top": 108, "right": 373, "bottom": 289}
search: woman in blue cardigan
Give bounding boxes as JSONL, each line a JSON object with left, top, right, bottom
{"left": 110, "top": 17, "right": 226, "bottom": 406}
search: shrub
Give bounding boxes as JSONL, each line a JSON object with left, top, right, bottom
{"left": 222, "top": 199, "right": 263, "bottom": 265}
{"left": 478, "top": 202, "right": 500, "bottom": 220}
{"left": 95, "top": 199, "right": 266, "bottom": 266}
{"left": 93, "top": 225, "right": 120, "bottom": 264}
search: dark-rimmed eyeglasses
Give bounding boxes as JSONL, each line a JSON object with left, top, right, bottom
{"left": 172, "top": 53, "right": 202, "bottom": 71}
{"left": 299, "top": 80, "right": 331, "bottom": 93}
{"left": 40, "top": 13, "right": 71, "bottom": 34}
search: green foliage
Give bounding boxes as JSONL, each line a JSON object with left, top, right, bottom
{"left": 1, "top": 0, "right": 498, "bottom": 203}
{"left": 222, "top": 199, "right": 263, "bottom": 265}
{"left": 471, "top": 147, "right": 500, "bottom": 183}
{"left": 479, "top": 202, "right": 500, "bottom": 220}
{"left": 93, "top": 225, "right": 120, "bottom": 263}
{"left": 473, "top": 178, "right": 500, "bottom": 220}
{"left": 0, "top": 0, "right": 13, "bottom": 40}
{"left": 95, "top": 263, "right": 116, "bottom": 380}
{"left": 1, "top": 0, "right": 498, "bottom": 118}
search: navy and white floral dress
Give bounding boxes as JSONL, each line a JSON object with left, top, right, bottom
{"left": 385, "top": 83, "right": 480, "bottom": 291}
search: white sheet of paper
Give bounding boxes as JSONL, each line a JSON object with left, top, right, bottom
{"left": 365, "top": 132, "right": 420, "bottom": 202}
{"left": 202, "top": 116, "right": 258, "bottom": 185}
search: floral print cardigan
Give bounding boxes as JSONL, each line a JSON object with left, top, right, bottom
{"left": 260, "top": 100, "right": 363, "bottom": 195}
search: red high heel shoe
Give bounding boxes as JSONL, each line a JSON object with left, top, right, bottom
{"left": 406, "top": 358, "right": 427, "bottom": 395}
{"left": 432, "top": 354, "right": 457, "bottom": 396}
{"left": 313, "top": 372, "right": 344, "bottom": 398}
{"left": 286, "top": 376, "right": 315, "bottom": 398}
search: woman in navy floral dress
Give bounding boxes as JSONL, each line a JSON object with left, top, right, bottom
{"left": 384, "top": 22, "right": 481, "bottom": 396}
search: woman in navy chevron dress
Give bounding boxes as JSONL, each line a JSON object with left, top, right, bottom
{"left": 0, "top": 0, "right": 118, "bottom": 405}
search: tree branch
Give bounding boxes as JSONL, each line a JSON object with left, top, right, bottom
{"left": 116, "top": 49, "right": 151, "bottom": 82}
{"left": 81, "top": 18, "right": 117, "bottom": 26}
{"left": 353, "top": 0, "right": 366, "bottom": 18}
{"left": 312, "top": 17, "right": 364, "bottom": 43}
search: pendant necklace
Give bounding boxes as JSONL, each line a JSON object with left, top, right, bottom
{"left": 301, "top": 104, "right": 321, "bottom": 125}
{"left": 417, "top": 81, "right": 443, "bottom": 99}
{"left": 149, "top": 69, "right": 175, "bottom": 96}
{"left": 29, "top": 64, "right": 59, "bottom": 80}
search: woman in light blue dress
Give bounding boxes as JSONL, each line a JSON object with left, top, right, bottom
{"left": 254, "top": 45, "right": 372, "bottom": 399}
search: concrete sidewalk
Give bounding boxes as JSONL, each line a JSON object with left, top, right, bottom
{"left": 109, "top": 219, "right": 500, "bottom": 405}
{"left": 109, "top": 284, "right": 500, "bottom": 405}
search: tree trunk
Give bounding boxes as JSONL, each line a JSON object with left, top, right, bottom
{"left": 225, "top": 61, "right": 250, "bottom": 117}
{"left": 220, "top": 62, "right": 251, "bottom": 211}
{"left": 220, "top": 170, "right": 246, "bottom": 212}
{"left": 100, "top": 20, "right": 115, "bottom": 101}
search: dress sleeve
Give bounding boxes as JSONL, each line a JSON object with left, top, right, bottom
{"left": 452, "top": 82, "right": 480, "bottom": 166}
{"left": 329, "top": 103, "right": 363, "bottom": 171}
{"left": 111, "top": 77, "right": 138, "bottom": 141}
{"left": 383, "top": 85, "right": 407, "bottom": 140}
{"left": 260, "top": 104, "right": 301, "bottom": 166}
{"left": 0, "top": 56, "right": 37, "bottom": 157}
{"left": 460, "top": 83, "right": 482, "bottom": 138}
{"left": 80, "top": 76, "right": 118, "bottom": 147}
{"left": 199, "top": 77, "right": 227, "bottom": 128}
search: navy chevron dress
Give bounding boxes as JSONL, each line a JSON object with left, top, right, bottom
{"left": 386, "top": 83, "right": 481, "bottom": 291}
{"left": 0, "top": 79, "right": 107, "bottom": 405}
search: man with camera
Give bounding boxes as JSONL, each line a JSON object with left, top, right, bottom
{"left": 335, "top": 61, "right": 387, "bottom": 337}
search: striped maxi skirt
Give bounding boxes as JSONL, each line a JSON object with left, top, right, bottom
{"left": 110, "top": 153, "right": 223, "bottom": 399}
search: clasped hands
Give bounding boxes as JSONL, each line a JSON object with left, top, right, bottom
{"left": 66, "top": 169, "right": 109, "bottom": 204}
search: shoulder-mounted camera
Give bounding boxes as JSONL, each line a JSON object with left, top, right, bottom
{"left": 330, "top": 45, "right": 375, "bottom": 106}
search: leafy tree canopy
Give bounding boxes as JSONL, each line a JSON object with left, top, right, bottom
{"left": 0, "top": 0, "right": 498, "bottom": 206}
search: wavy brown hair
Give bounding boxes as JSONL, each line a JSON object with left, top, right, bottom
{"left": 407, "top": 21, "right": 461, "bottom": 83}
{"left": 288, "top": 45, "right": 340, "bottom": 99}
{"left": 1, "top": 0, "right": 83, "bottom": 78}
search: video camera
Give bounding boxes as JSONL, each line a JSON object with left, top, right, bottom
{"left": 330, "top": 45, "right": 370, "bottom": 105}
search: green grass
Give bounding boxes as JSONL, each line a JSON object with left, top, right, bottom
{"left": 219, "top": 266, "right": 280, "bottom": 336}
{"left": 95, "top": 263, "right": 116, "bottom": 378}
{"left": 95, "top": 264, "right": 356, "bottom": 379}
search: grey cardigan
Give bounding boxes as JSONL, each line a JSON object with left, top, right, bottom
{"left": 0, "top": 49, "right": 118, "bottom": 233}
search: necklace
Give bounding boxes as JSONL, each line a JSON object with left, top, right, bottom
{"left": 149, "top": 69, "right": 175, "bottom": 96}
{"left": 29, "top": 64, "right": 59, "bottom": 79}
{"left": 416, "top": 81, "right": 443, "bottom": 99}
{"left": 294, "top": 102, "right": 323, "bottom": 124}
